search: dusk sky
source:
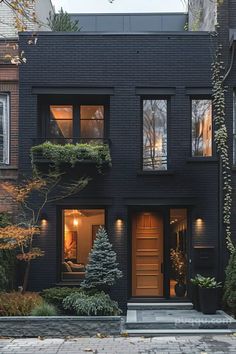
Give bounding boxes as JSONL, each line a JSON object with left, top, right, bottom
{"left": 51, "top": 0, "right": 187, "bottom": 13}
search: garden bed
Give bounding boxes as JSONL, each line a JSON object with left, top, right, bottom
{"left": 0, "top": 316, "right": 122, "bottom": 337}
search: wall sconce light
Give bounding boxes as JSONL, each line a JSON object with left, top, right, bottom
{"left": 115, "top": 215, "right": 124, "bottom": 223}
{"left": 196, "top": 217, "right": 203, "bottom": 222}
{"left": 40, "top": 212, "right": 48, "bottom": 224}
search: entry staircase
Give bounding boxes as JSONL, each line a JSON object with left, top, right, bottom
{"left": 124, "top": 302, "right": 236, "bottom": 336}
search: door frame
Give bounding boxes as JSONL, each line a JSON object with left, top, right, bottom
{"left": 128, "top": 206, "right": 191, "bottom": 300}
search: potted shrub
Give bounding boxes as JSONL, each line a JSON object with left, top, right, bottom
{"left": 170, "top": 248, "right": 187, "bottom": 297}
{"left": 190, "top": 274, "right": 204, "bottom": 311}
{"left": 198, "top": 276, "right": 222, "bottom": 314}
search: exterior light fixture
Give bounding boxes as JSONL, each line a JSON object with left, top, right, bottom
{"left": 116, "top": 215, "right": 124, "bottom": 223}
{"left": 40, "top": 212, "right": 48, "bottom": 222}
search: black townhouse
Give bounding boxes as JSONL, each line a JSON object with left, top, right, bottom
{"left": 18, "top": 3, "right": 236, "bottom": 311}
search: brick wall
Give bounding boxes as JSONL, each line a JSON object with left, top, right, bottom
{"left": 0, "top": 40, "right": 18, "bottom": 212}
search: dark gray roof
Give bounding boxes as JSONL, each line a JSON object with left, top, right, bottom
{"left": 70, "top": 13, "right": 187, "bottom": 32}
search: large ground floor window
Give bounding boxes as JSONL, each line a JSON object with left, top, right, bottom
{"left": 61, "top": 208, "right": 105, "bottom": 281}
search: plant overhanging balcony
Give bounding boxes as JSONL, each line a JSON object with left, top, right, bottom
{"left": 30, "top": 139, "right": 111, "bottom": 168}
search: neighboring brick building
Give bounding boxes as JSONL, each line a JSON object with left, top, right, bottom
{"left": 0, "top": 0, "right": 53, "bottom": 212}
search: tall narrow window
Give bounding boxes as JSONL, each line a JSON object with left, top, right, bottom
{"left": 192, "top": 99, "right": 212, "bottom": 157}
{"left": 80, "top": 105, "right": 104, "bottom": 140}
{"left": 0, "top": 94, "right": 9, "bottom": 165}
{"left": 49, "top": 105, "right": 73, "bottom": 140}
{"left": 143, "top": 99, "right": 167, "bottom": 171}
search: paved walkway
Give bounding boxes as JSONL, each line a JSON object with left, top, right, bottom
{"left": 1, "top": 335, "right": 236, "bottom": 353}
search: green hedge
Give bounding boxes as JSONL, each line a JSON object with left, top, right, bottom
{"left": 31, "top": 141, "right": 111, "bottom": 168}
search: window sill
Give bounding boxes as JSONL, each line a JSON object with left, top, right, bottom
{"left": 137, "top": 170, "right": 175, "bottom": 176}
{"left": 186, "top": 157, "right": 218, "bottom": 163}
{"left": 0, "top": 165, "right": 17, "bottom": 170}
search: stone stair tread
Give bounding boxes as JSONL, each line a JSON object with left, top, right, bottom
{"left": 124, "top": 329, "right": 236, "bottom": 336}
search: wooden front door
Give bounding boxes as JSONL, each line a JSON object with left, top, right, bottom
{"left": 132, "top": 212, "right": 163, "bottom": 297}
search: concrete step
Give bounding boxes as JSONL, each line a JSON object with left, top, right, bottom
{"left": 125, "top": 309, "right": 236, "bottom": 330}
{"left": 123, "top": 328, "right": 236, "bottom": 337}
{"left": 127, "top": 302, "right": 193, "bottom": 311}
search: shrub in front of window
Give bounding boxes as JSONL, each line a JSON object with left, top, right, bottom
{"left": 41, "top": 287, "right": 82, "bottom": 311}
{"left": 81, "top": 226, "right": 123, "bottom": 291}
{"left": 62, "top": 291, "right": 122, "bottom": 316}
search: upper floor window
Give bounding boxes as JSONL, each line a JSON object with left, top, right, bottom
{"left": 80, "top": 106, "right": 104, "bottom": 139}
{"left": 143, "top": 99, "right": 167, "bottom": 171}
{"left": 50, "top": 105, "right": 73, "bottom": 139}
{"left": 191, "top": 99, "right": 212, "bottom": 157}
{"left": 43, "top": 100, "right": 105, "bottom": 142}
{"left": 0, "top": 94, "right": 9, "bottom": 165}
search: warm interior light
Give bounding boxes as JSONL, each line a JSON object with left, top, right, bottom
{"left": 73, "top": 218, "right": 79, "bottom": 226}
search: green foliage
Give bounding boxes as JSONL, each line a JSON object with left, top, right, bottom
{"left": 0, "top": 212, "right": 11, "bottom": 227}
{"left": 41, "top": 287, "right": 81, "bottom": 310}
{"left": 0, "top": 292, "right": 42, "bottom": 316}
{"left": 0, "top": 213, "right": 15, "bottom": 291}
{"left": 212, "top": 48, "right": 234, "bottom": 253}
{"left": 223, "top": 251, "right": 236, "bottom": 314}
{"left": 30, "top": 302, "right": 58, "bottom": 316}
{"left": 191, "top": 274, "right": 222, "bottom": 289}
{"left": 62, "top": 291, "right": 122, "bottom": 316}
{"left": 31, "top": 141, "right": 111, "bottom": 169}
{"left": 81, "top": 227, "right": 122, "bottom": 290}
{"left": 47, "top": 8, "right": 80, "bottom": 32}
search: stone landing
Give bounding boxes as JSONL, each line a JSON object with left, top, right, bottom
{"left": 125, "top": 303, "right": 236, "bottom": 336}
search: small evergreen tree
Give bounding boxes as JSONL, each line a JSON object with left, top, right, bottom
{"left": 81, "top": 226, "right": 122, "bottom": 290}
{"left": 223, "top": 251, "right": 236, "bottom": 315}
{"left": 47, "top": 8, "right": 80, "bottom": 32}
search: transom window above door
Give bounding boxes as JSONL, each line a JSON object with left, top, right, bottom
{"left": 41, "top": 99, "right": 106, "bottom": 142}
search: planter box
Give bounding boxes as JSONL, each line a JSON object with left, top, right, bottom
{"left": 0, "top": 316, "right": 122, "bottom": 337}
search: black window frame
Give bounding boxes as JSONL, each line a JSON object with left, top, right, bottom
{"left": 38, "top": 95, "right": 109, "bottom": 141}
{"left": 190, "top": 96, "right": 213, "bottom": 159}
{"left": 141, "top": 96, "right": 170, "bottom": 172}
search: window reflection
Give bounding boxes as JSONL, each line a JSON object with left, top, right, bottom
{"left": 143, "top": 99, "right": 167, "bottom": 170}
{"left": 170, "top": 209, "right": 187, "bottom": 298}
{"left": 80, "top": 105, "right": 104, "bottom": 139}
{"left": 192, "top": 99, "right": 212, "bottom": 157}
{"left": 49, "top": 105, "right": 73, "bottom": 140}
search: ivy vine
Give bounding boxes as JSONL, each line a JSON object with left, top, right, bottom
{"left": 212, "top": 46, "right": 234, "bottom": 253}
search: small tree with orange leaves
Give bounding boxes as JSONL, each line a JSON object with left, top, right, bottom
{"left": 0, "top": 170, "right": 88, "bottom": 292}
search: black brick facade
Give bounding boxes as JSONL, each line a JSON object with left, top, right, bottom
{"left": 18, "top": 7, "right": 236, "bottom": 309}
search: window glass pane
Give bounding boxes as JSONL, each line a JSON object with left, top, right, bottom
{"left": 62, "top": 209, "right": 105, "bottom": 281}
{"left": 170, "top": 209, "right": 188, "bottom": 298}
{"left": 192, "top": 99, "right": 212, "bottom": 157}
{"left": 49, "top": 105, "right": 73, "bottom": 139}
{"left": 80, "top": 106, "right": 104, "bottom": 139}
{"left": 0, "top": 95, "right": 9, "bottom": 164}
{"left": 143, "top": 99, "right": 167, "bottom": 170}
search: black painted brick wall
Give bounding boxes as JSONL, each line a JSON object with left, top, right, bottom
{"left": 19, "top": 32, "right": 222, "bottom": 309}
